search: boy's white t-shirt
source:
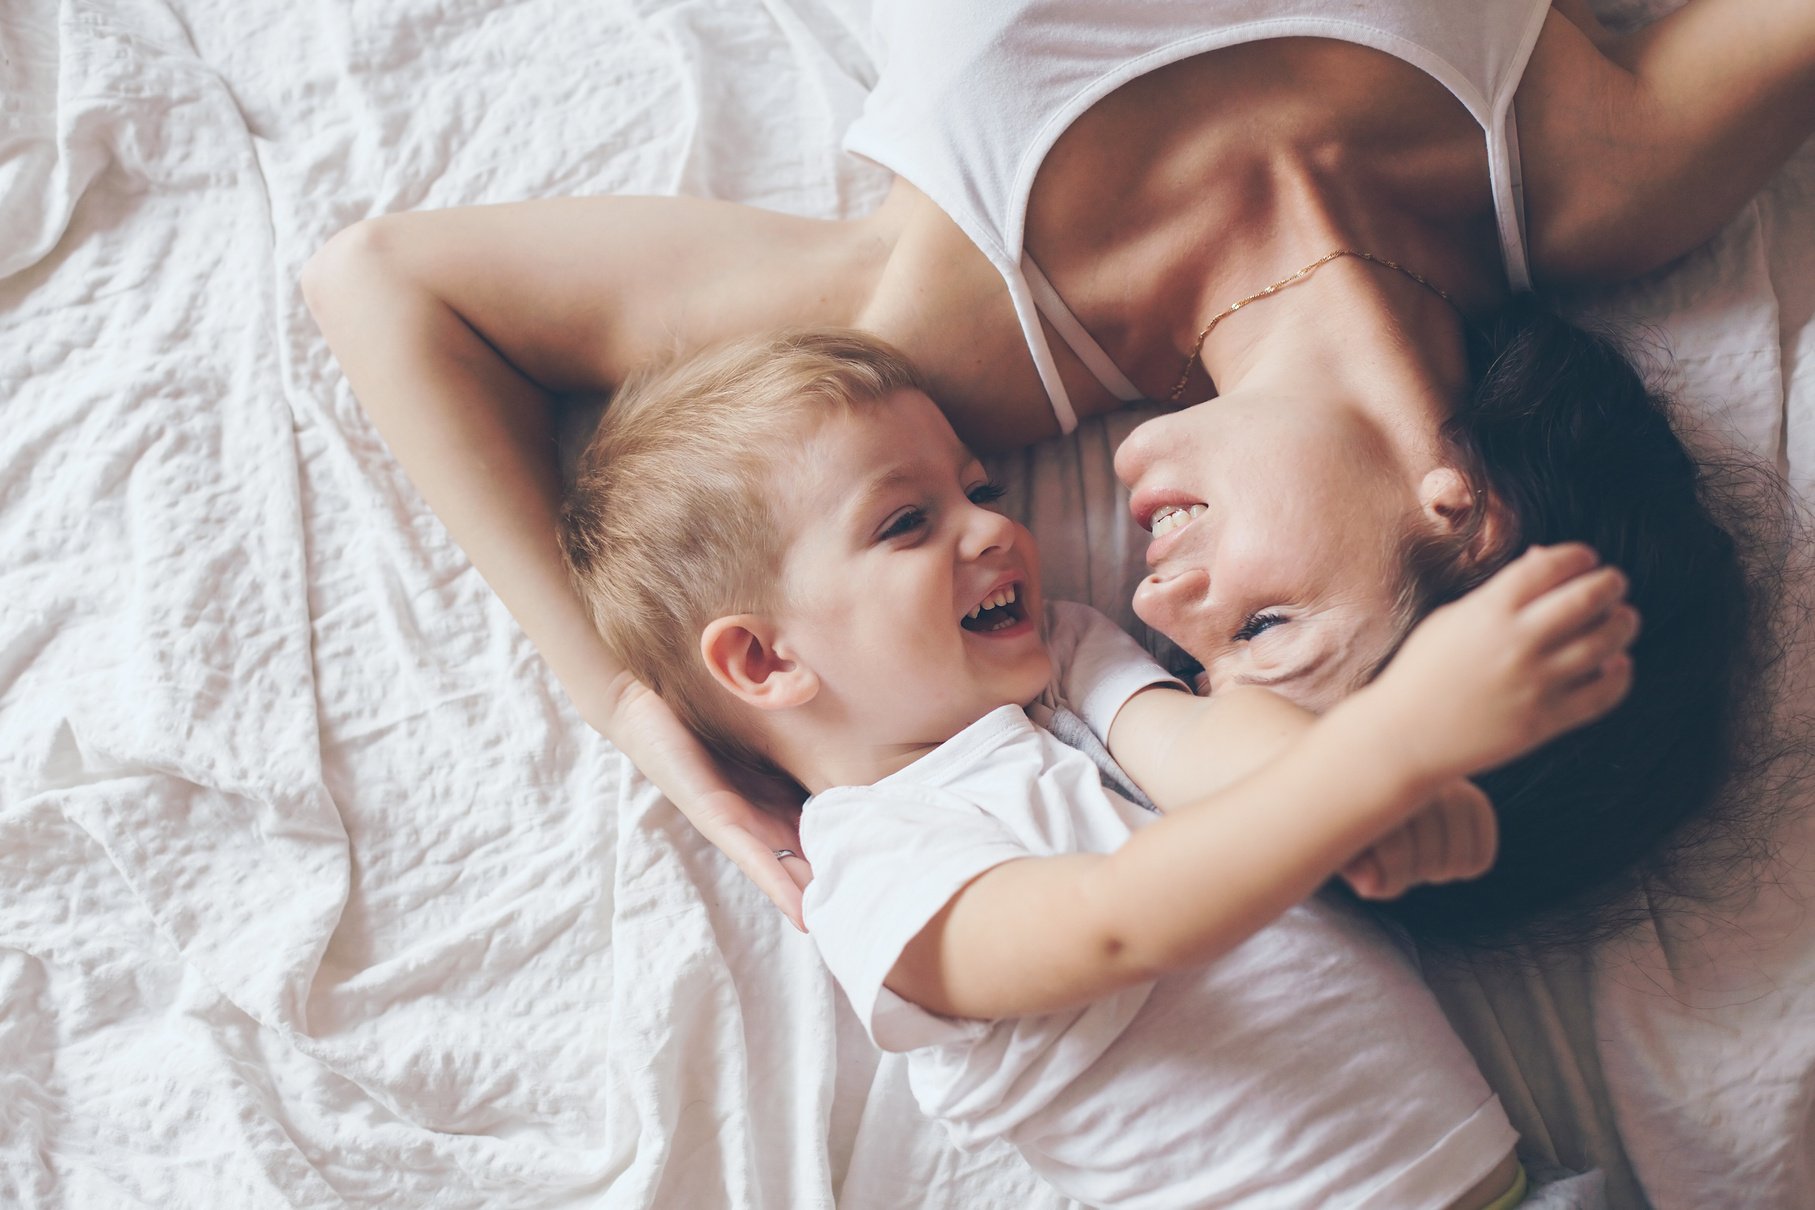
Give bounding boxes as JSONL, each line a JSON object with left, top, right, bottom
{"left": 800, "top": 602, "right": 1516, "bottom": 1210}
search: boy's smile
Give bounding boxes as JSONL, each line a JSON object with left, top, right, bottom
{"left": 774, "top": 389, "right": 1051, "bottom": 757}
{"left": 962, "top": 578, "right": 1034, "bottom": 635}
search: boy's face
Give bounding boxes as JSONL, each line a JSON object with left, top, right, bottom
{"left": 774, "top": 389, "right": 1051, "bottom": 746}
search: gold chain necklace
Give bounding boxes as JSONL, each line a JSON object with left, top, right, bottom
{"left": 1166, "top": 249, "right": 1457, "bottom": 402}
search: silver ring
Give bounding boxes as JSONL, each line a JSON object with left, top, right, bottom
{"left": 772, "top": 848, "right": 798, "bottom": 861}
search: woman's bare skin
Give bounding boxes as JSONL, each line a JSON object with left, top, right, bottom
{"left": 303, "top": 2, "right": 1815, "bottom": 926}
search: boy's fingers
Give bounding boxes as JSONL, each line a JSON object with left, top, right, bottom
{"left": 1557, "top": 654, "right": 1635, "bottom": 731}
{"left": 1412, "top": 803, "right": 1448, "bottom": 885}
{"left": 1545, "top": 604, "right": 1641, "bottom": 680}
{"left": 1459, "top": 787, "right": 1498, "bottom": 879}
{"left": 1365, "top": 828, "right": 1416, "bottom": 899}
{"left": 1342, "top": 854, "right": 1383, "bottom": 899}
{"left": 1520, "top": 566, "right": 1630, "bottom": 646}
{"left": 1483, "top": 543, "right": 1602, "bottom": 609}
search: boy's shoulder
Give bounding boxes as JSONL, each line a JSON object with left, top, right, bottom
{"left": 1040, "top": 601, "right": 1185, "bottom": 739}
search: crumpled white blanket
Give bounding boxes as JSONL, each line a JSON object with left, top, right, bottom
{"left": 0, "top": 0, "right": 1809, "bottom": 1207}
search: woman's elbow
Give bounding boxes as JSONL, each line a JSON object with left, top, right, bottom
{"left": 1528, "top": 215, "right": 1689, "bottom": 290}
{"left": 301, "top": 216, "right": 408, "bottom": 316}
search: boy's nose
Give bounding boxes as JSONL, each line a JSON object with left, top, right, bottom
{"left": 960, "top": 502, "right": 1018, "bottom": 559}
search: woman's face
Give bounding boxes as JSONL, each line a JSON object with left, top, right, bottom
{"left": 1114, "top": 393, "right": 1427, "bottom": 712}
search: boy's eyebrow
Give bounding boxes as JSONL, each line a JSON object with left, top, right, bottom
{"left": 849, "top": 447, "right": 979, "bottom": 521}
{"left": 843, "top": 466, "right": 924, "bottom": 536}
{"left": 851, "top": 467, "right": 918, "bottom": 518}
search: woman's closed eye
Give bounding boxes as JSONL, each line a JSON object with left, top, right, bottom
{"left": 1234, "top": 611, "right": 1287, "bottom": 641}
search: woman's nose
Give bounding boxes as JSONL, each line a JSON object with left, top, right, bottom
{"left": 1114, "top": 410, "right": 1173, "bottom": 487}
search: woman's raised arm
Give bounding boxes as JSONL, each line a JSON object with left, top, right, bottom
{"left": 301, "top": 197, "right": 873, "bottom": 925}
{"left": 1521, "top": 0, "right": 1815, "bottom": 285}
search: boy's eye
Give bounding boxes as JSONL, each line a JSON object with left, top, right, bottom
{"left": 967, "top": 481, "right": 1008, "bottom": 507}
{"left": 880, "top": 508, "right": 928, "bottom": 540}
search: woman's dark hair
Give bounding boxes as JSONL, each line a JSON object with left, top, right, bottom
{"left": 1373, "top": 296, "right": 1804, "bottom": 951}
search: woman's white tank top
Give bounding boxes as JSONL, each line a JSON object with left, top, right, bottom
{"left": 844, "top": 0, "right": 1553, "bottom": 432}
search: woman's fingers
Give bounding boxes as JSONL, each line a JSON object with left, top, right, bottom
{"left": 777, "top": 851, "right": 814, "bottom": 893}
{"left": 686, "top": 782, "right": 813, "bottom": 930}
{"left": 721, "top": 822, "right": 812, "bottom": 931}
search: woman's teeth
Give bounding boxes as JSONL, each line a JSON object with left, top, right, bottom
{"left": 967, "top": 583, "right": 1018, "bottom": 620}
{"left": 1149, "top": 504, "right": 1207, "bottom": 537}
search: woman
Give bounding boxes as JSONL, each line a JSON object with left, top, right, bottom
{"left": 302, "top": 0, "right": 1813, "bottom": 943}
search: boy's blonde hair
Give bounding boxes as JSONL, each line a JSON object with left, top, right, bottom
{"left": 561, "top": 329, "right": 923, "bottom": 771}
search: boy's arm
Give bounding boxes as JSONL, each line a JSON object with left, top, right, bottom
{"left": 890, "top": 544, "right": 1635, "bottom": 1019}
{"left": 1106, "top": 683, "right": 1316, "bottom": 809}
{"left": 1107, "top": 686, "right": 1497, "bottom": 901}
{"left": 888, "top": 698, "right": 1445, "bottom": 1019}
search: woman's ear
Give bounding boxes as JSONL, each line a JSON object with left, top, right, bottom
{"left": 1418, "top": 467, "right": 1512, "bottom": 562}
{"left": 701, "top": 615, "right": 819, "bottom": 710}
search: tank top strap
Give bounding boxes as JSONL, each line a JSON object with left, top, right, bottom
{"left": 1023, "top": 256, "right": 1147, "bottom": 405}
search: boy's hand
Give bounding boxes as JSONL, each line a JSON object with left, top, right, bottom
{"left": 1339, "top": 778, "right": 1496, "bottom": 900}
{"left": 1370, "top": 543, "right": 1638, "bottom": 782}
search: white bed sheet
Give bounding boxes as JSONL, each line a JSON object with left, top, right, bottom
{"left": 0, "top": 0, "right": 1808, "bottom": 1207}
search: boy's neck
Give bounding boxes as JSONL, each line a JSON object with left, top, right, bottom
{"left": 775, "top": 703, "right": 1027, "bottom": 796}
{"left": 785, "top": 735, "right": 948, "bottom": 797}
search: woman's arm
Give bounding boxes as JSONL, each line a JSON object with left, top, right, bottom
{"left": 301, "top": 198, "right": 874, "bottom": 923}
{"left": 1520, "top": 2, "right": 1815, "bottom": 284}
{"left": 889, "top": 545, "right": 1635, "bottom": 1019}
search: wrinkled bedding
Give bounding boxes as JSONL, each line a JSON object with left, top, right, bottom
{"left": 0, "top": 0, "right": 1809, "bottom": 1207}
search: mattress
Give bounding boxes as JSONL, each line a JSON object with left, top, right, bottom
{"left": 0, "top": 0, "right": 1809, "bottom": 1206}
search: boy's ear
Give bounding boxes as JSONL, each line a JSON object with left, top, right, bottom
{"left": 1419, "top": 467, "right": 1512, "bottom": 563}
{"left": 700, "top": 615, "right": 819, "bottom": 710}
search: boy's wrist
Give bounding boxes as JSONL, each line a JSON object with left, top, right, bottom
{"left": 1313, "top": 683, "right": 1452, "bottom": 803}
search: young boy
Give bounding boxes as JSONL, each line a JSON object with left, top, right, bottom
{"left": 561, "top": 330, "right": 1636, "bottom": 1210}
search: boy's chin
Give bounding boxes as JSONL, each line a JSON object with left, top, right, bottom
{"left": 1005, "top": 650, "right": 1055, "bottom": 707}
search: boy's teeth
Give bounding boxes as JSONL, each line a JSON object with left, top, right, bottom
{"left": 967, "top": 584, "right": 1019, "bottom": 620}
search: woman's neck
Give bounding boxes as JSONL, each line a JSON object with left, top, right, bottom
{"left": 1194, "top": 251, "right": 1473, "bottom": 459}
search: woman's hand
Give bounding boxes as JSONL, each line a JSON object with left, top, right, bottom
{"left": 604, "top": 676, "right": 813, "bottom": 929}
{"left": 1368, "top": 543, "right": 1638, "bottom": 782}
{"left": 1339, "top": 778, "right": 1496, "bottom": 900}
